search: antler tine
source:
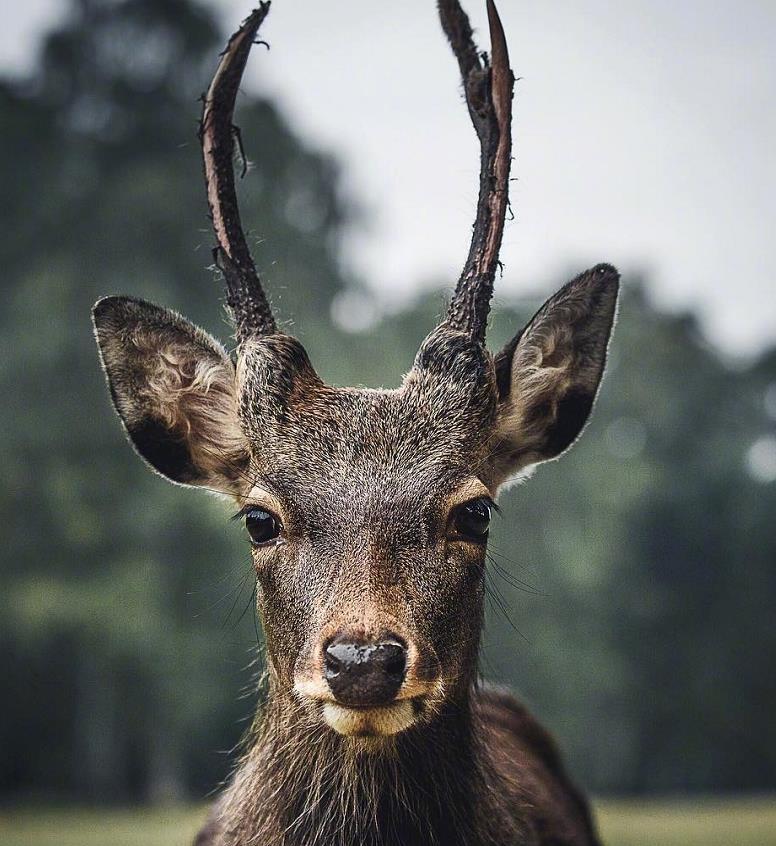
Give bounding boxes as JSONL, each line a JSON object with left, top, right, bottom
{"left": 439, "top": 0, "right": 514, "bottom": 344}
{"left": 200, "top": 3, "right": 277, "bottom": 342}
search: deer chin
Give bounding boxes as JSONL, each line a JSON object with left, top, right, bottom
{"left": 323, "top": 701, "right": 416, "bottom": 738}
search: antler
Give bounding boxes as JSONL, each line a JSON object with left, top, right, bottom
{"left": 200, "top": 3, "right": 277, "bottom": 342}
{"left": 438, "top": 0, "right": 514, "bottom": 344}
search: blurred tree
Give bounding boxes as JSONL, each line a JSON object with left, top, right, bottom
{"left": 0, "top": 0, "right": 353, "bottom": 802}
{"left": 480, "top": 284, "right": 776, "bottom": 794}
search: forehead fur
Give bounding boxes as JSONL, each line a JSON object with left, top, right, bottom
{"left": 235, "top": 329, "right": 499, "bottom": 506}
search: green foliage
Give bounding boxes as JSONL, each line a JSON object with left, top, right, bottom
{"left": 0, "top": 0, "right": 348, "bottom": 801}
{"left": 1, "top": 0, "right": 775, "bottom": 804}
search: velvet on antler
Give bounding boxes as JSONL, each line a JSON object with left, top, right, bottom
{"left": 438, "top": 0, "right": 515, "bottom": 344}
{"left": 200, "top": 2, "right": 277, "bottom": 342}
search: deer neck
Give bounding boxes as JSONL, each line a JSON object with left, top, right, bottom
{"left": 218, "top": 685, "right": 505, "bottom": 846}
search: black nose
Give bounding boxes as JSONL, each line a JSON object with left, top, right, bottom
{"left": 324, "top": 633, "right": 407, "bottom": 707}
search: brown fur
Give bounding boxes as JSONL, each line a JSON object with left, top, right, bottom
{"left": 192, "top": 686, "right": 600, "bottom": 846}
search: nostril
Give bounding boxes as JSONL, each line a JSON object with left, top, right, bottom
{"left": 323, "top": 645, "right": 341, "bottom": 677}
{"left": 376, "top": 641, "right": 407, "bottom": 680}
{"left": 324, "top": 640, "right": 354, "bottom": 678}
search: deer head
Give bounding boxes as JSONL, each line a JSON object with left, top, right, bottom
{"left": 92, "top": 1, "right": 618, "bottom": 741}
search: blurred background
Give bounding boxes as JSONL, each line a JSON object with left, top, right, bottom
{"left": 1, "top": 0, "right": 775, "bottom": 843}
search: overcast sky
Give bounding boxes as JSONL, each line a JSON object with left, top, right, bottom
{"left": 3, "top": 0, "right": 775, "bottom": 356}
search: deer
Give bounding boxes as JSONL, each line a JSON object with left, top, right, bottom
{"left": 91, "top": 1, "right": 618, "bottom": 844}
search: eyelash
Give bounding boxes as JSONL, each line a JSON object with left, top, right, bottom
{"left": 230, "top": 504, "right": 281, "bottom": 520}
{"left": 231, "top": 505, "right": 254, "bottom": 522}
{"left": 454, "top": 497, "right": 500, "bottom": 517}
{"left": 482, "top": 497, "right": 500, "bottom": 515}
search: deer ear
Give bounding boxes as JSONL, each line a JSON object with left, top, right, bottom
{"left": 489, "top": 264, "right": 619, "bottom": 488}
{"left": 92, "top": 296, "right": 248, "bottom": 492}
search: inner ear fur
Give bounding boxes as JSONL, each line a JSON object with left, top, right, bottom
{"left": 92, "top": 296, "right": 248, "bottom": 491}
{"left": 490, "top": 264, "right": 619, "bottom": 486}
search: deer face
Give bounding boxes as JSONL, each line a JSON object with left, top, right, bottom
{"left": 236, "top": 329, "right": 497, "bottom": 737}
{"left": 93, "top": 265, "right": 617, "bottom": 738}
{"left": 92, "top": 1, "right": 619, "bottom": 740}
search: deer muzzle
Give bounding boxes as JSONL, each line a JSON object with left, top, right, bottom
{"left": 324, "top": 633, "right": 407, "bottom": 707}
{"left": 293, "top": 623, "right": 443, "bottom": 738}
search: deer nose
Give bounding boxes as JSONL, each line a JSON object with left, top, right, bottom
{"left": 324, "top": 633, "right": 407, "bottom": 707}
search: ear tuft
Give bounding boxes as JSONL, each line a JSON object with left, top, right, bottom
{"left": 92, "top": 296, "right": 248, "bottom": 492}
{"left": 489, "top": 264, "right": 619, "bottom": 487}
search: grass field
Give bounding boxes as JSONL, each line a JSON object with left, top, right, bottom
{"left": 595, "top": 796, "right": 776, "bottom": 846}
{"left": 1, "top": 797, "right": 775, "bottom": 845}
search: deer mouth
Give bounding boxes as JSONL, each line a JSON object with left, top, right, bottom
{"left": 322, "top": 700, "right": 418, "bottom": 737}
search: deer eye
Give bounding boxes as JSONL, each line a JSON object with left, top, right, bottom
{"left": 450, "top": 498, "right": 492, "bottom": 542}
{"left": 244, "top": 507, "right": 282, "bottom": 546}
